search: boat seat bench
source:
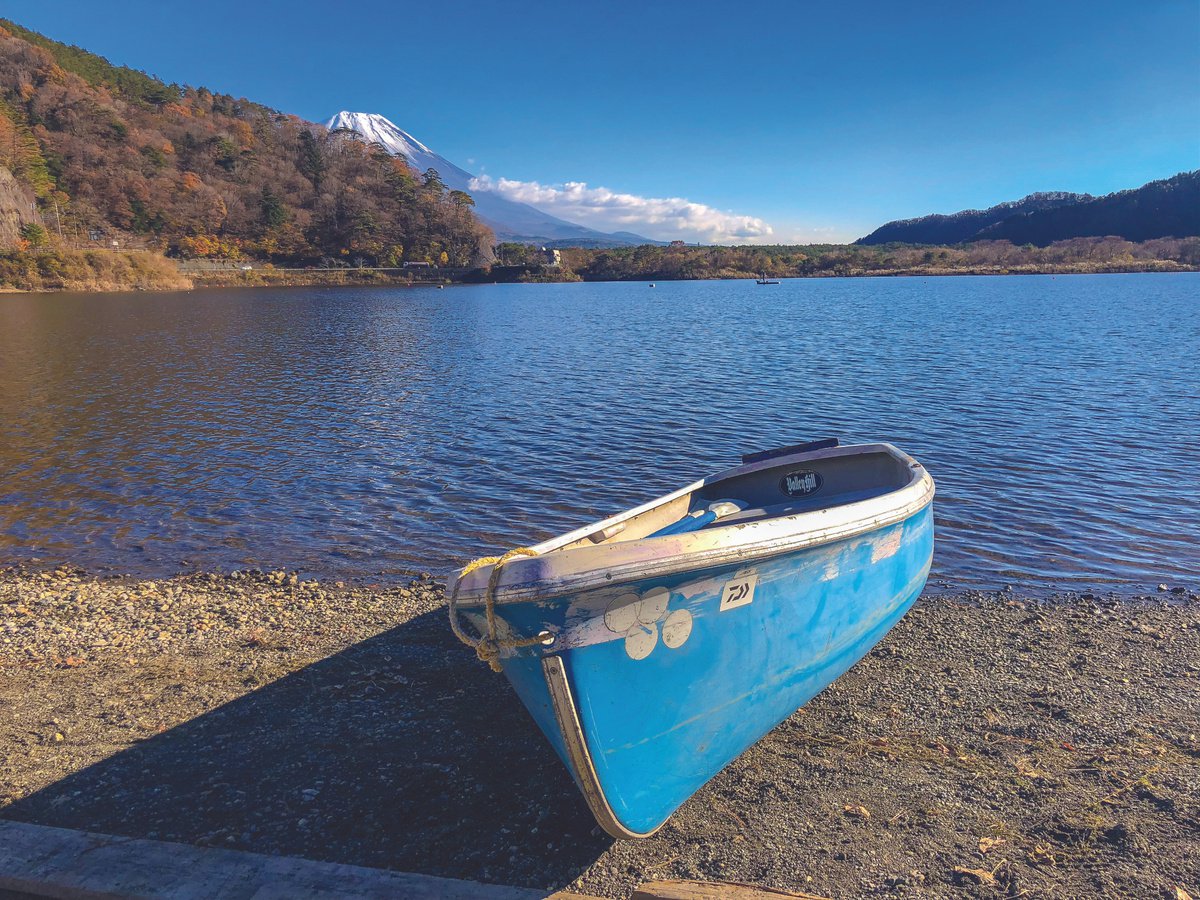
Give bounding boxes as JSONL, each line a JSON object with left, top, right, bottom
{"left": 703, "top": 485, "right": 900, "bottom": 528}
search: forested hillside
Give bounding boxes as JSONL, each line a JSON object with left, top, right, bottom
{"left": 551, "top": 237, "right": 1200, "bottom": 281}
{"left": 856, "top": 192, "right": 1089, "bottom": 245}
{"left": 857, "top": 173, "right": 1199, "bottom": 247}
{"left": 0, "top": 20, "right": 492, "bottom": 266}
{"left": 977, "top": 172, "right": 1200, "bottom": 245}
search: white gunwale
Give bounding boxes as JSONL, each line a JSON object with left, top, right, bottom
{"left": 453, "top": 442, "right": 935, "bottom": 607}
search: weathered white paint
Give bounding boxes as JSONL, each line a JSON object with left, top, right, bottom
{"left": 662, "top": 609, "right": 694, "bottom": 648}
{"left": 453, "top": 443, "right": 934, "bottom": 608}
{"left": 638, "top": 587, "right": 671, "bottom": 624}
{"left": 603, "top": 592, "right": 641, "bottom": 633}
{"left": 624, "top": 622, "right": 658, "bottom": 660}
{"left": 870, "top": 524, "right": 905, "bottom": 562}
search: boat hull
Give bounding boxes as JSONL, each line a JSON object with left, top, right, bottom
{"left": 487, "top": 502, "right": 935, "bottom": 837}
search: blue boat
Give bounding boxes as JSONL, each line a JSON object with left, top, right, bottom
{"left": 450, "top": 439, "right": 935, "bottom": 838}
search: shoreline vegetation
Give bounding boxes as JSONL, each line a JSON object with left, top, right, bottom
{"left": 2, "top": 566, "right": 1197, "bottom": 898}
{"left": 1, "top": 236, "right": 1198, "bottom": 293}
{"left": 1, "top": 21, "right": 1197, "bottom": 296}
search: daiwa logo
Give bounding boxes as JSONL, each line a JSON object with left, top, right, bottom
{"left": 781, "top": 470, "right": 822, "bottom": 497}
{"left": 720, "top": 571, "right": 758, "bottom": 611}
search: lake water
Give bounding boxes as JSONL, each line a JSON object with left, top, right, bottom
{"left": 1, "top": 274, "right": 1197, "bottom": 594}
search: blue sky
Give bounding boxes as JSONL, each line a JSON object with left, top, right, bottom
{"left": 14, "top": 0, "right": 1200, "bottom": 243}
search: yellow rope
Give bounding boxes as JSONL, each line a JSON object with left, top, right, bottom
{"left": 448, "top": 547, "right": 542, "bottom": 672}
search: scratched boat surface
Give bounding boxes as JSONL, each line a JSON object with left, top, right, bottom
{"left": 452, "top": 441, "right": 935, "bottom": 838}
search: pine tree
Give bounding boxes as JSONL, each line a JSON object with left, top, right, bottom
{"left": 0, "top": 98, "right": 54, "bottom": 199}
{"left": 260, "top": 186, "right": 287, "bottom": 229}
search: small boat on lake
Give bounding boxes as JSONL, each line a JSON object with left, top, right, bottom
{"left": 450, "top": 439, "right": 935, "bottom": 838}
{"left": 756, "top": 272, "right": 779, "bottom": 284}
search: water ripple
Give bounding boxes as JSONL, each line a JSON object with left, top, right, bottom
{"left": 1, "top": 274, "right": 1197, "bottom": 594}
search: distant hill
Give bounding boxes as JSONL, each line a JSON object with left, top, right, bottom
{"left": 541, "top": 232, "right": 662, "bottom": 250}
{"left": 857, "top": 172, "right": 1200, "bottom": 246}
{"left": 977, "top": 172, "right": 1200, "bottom": 245}
{"left": 856, "top": 192, "right": 1090, "bottom": 245}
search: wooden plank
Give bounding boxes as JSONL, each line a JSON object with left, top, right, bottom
{"left": 0, "top": 819, "right": 592, "bottom": 900}
{"left": 632, "top": 881, "right": 831, "bottom": 900}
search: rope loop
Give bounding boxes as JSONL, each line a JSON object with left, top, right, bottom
{"left": 448, "top": 547, "right": 542, "bottom": 672}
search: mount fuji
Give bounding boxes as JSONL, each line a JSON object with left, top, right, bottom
{"left": 324, "top": 112, "right": 655, "bottom": 247}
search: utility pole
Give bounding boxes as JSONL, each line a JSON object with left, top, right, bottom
{"left": 51, "top": 198, "right": 64, "bottom": 240}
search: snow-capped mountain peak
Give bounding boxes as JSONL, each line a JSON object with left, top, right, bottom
{"left": 322, "top": 110, "right": 654, "bottom": 247}
{"left": 325, "top": 111, "right": 433, "bottom": 161}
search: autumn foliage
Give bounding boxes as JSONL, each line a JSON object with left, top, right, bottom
{"left": 560, "top": 237, "right": 1200, "bottom": 281}
{"left": 0, "top": 20, "right": 493, "bottom": 266}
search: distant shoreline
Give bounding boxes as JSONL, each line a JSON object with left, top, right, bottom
{"left": 1, "top": 253, "right": 1196, "bottom": 295}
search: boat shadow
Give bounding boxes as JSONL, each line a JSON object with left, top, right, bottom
{"left": 2, "top": 606, "right": 611, "bottom": 889}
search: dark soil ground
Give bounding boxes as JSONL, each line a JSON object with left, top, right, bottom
{"left": 1, "top": 567, "right": 1197, "bottom": 899}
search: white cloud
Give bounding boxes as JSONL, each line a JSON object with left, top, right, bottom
{"left": 468, "top": 175, "right": 774, "bottom": 244}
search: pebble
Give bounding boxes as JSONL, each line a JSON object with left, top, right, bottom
{"left": 3, "top": 567, "right": 1197, "bottom": 900}
{"left": 0, "top": 567, "right": 435, "bottom": 663}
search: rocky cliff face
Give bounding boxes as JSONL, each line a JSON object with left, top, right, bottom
{"left": 0, "top": 165, "right": 41, "bottom": 247}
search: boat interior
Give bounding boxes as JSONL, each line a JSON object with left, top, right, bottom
{"left": 552, "top": 442, "right": 921, "bottom": 552}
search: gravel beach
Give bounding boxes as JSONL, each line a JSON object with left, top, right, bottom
{"left": 1, "top": 567, "right": 1197, "bottom": 899}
